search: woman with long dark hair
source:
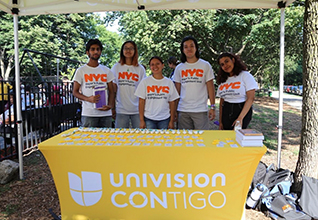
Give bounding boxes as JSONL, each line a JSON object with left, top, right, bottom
{"left": 216, "top": 52, "right": 258, "bottom": 130}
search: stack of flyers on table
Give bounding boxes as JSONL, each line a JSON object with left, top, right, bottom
{"left": 94, "top": 86, "right": 108, "bottom": 109}
{"left": 235, "top": 129, "right": 264, "bottom": 147}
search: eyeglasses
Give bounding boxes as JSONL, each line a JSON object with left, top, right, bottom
{"left": 123, "top": 47, "right": 135, "bottom": 51}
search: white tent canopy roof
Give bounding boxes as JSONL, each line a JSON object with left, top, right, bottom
{"left": 1, "top": 0, "right": 294, "bottom": 16}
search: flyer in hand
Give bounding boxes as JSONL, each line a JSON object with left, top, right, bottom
{"left": 94, "top": 86, "right": 108, "bottom": 109}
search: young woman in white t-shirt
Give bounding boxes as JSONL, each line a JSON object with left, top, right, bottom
{"left": 111, "top": 41, "right": 146, "bottom": 128}
{"left": 135, "top": 56, "right": 179, "bottom": 129}
{"left": 216, "top": 52, "right": 258, "bottom": 130}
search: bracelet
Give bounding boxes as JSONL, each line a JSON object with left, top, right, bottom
{"left": 210, "top": 104, "right": 215, "bottom": 110}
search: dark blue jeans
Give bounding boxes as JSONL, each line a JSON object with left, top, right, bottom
{"left": 144, "top": 117, "right": 170, "bottom": 129}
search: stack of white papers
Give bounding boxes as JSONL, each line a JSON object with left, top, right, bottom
{"left": 235, "top": 129, "right": 264, "bottom": 147}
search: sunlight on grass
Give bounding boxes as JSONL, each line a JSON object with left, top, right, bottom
{"left": 282, "top": 130, "right": 289, "bottom": 136}
{"left": 263, "top": 139, "right": 277, "bottom": 150}
{"left": 293, "top": 149, "right": 299, "bottom": 156}
{"left": 285, "top": 109, "right": 301, "bottom": 115}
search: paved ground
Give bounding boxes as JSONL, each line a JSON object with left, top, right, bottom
{"left": 271, "top": 90, "right": 302, "bottom": 110}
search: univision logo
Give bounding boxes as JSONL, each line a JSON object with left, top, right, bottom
{"left": 68, "top": 171, "right": 102, "bottom": 206}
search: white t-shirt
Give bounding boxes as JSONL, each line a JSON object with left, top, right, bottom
{"left": 111, "top": 63, "right": 146, "bottom": 114}
{"left": 73, "top": 64, "right": 115, "bottom": 117}
{"left": 217, "top": 71, "right": 258, "bottom": 103}
{"left": 135, "top": 76, "right": 180, "bottom": 120}
{"left": 173, "top": 59, "right": 215, "bottom": 112}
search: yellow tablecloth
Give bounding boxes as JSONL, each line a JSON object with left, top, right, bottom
{"left": 39, "top": 128, "right": 267, "bottom": 220}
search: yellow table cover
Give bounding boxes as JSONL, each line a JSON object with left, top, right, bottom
{"left": 39, "top": 127, "right": 267, "bottom": 220}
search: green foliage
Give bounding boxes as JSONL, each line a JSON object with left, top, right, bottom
{"left": 105, "top": 5, "right": 304, "bottom": 84}
{"left": 1, "top": 5, "right": 304, "bottom": 85}
{"left": 284, "top": 56, "right": 303, "bottom": 85}
{"left": 60, "top": 68, "right": 76, "bottom": 80}
{"left": 0, "top": 12, "right": 122, "bottom": 79}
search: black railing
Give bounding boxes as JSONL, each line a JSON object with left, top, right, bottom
{"left": 0, "top": 80, "right": 81, "bottom": 161}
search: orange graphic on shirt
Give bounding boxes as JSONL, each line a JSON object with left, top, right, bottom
{"left": 181, "top": 69, "right": 204, "bottom": 77}
{"left": 84, "top": 74, "right": 107, "bottom": 82}
{"left": 147, "top": 85, "right": 169, "bottom": 93}
{"left": 118, "top": 72, "right": 139, "bottom": 81}
{"left": 219, "top": 82, "right": 241, "bottom": 90}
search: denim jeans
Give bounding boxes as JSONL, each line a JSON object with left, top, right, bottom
{"left": 115, "top": 114, "right": 140, "bottom": 128}
{"left": 81, "top": 116, "right": 112, "bottom": 128}
{"left": 144, "top": 117, "right": 170, "bottom": 129}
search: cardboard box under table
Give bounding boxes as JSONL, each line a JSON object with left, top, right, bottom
{"left": 39, "top": 128, "right": 267, "bottom": 220}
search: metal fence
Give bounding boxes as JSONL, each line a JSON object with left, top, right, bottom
{"left": 0, "top": 80, "right": 81, "bottom": 161}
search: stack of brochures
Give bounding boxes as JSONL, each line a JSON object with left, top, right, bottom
{"left": 235, "top": 129, "right": 264, "bottom": 147}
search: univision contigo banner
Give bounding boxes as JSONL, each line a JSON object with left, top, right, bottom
{"left": 39, "top": 128, "right": 266, "bottom": 220}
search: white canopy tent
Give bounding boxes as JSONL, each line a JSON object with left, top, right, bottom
{"left": 0, "top": 0, "right": 294, "bottom": 179}
{"left": 0, "top": 0, "right": 295, "bottom": 15}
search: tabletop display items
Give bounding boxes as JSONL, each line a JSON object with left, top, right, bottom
{"left": 235, "top": 129, "right": 264, "bottom": 147}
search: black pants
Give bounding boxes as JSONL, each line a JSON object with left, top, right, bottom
{"left": 222, "top": 101, "right": 253, "bottom": 130}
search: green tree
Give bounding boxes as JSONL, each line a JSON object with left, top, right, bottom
{"left": 284, "top": 56, "right": 303, "bottom": 85}
{"left": 0, "top": 12, "right": 122, "bottom": 80}
{"left": 105, "top": 6, "right": 303, "bottom": 85}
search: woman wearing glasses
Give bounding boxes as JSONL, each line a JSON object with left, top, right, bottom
{"left": 111, "top": 41, "right": 146, "bottom": 128}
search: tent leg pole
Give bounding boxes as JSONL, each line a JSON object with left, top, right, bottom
{"left": 13, "top": 14, "right": 24, "bottom": 180}
{"left": 277, "top": 7, "right": 285, "bottom": 169}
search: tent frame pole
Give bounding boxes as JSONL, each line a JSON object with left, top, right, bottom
{"left": 13, "top": 13, "right": 24, "bottom": 180}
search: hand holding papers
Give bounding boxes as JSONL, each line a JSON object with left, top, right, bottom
{"left": 94, "top": 86, "right": 109, "bottom": 110}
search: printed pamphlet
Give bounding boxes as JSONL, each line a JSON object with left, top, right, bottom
{"left": 94, "top": 86, "right": 108, "bottom": 109}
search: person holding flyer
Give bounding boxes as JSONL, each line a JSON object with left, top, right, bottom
{"left": 73, "top": 39, "right": 115, "bottom": 128}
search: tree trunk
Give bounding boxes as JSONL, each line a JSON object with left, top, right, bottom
{"left": 294, "top": 0, "right": 318, "bottom": 192}
{"left": 0, "top": 48, "right": 13, "bottom": 80}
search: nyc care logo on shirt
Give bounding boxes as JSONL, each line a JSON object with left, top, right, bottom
{"left": 147, "top": 85, "right": 169, "bottom": 94}
{"left": 181, "top": 69, "right": 203, "bottom": 78}
{"left": 84, "top": 74, "right": 108, "bottom": 82}
{"left": 218, "top": 82, "right": 241, "bottom": 91}
{"left": 118, "top": 72, "right": 139, "bottom": 82}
